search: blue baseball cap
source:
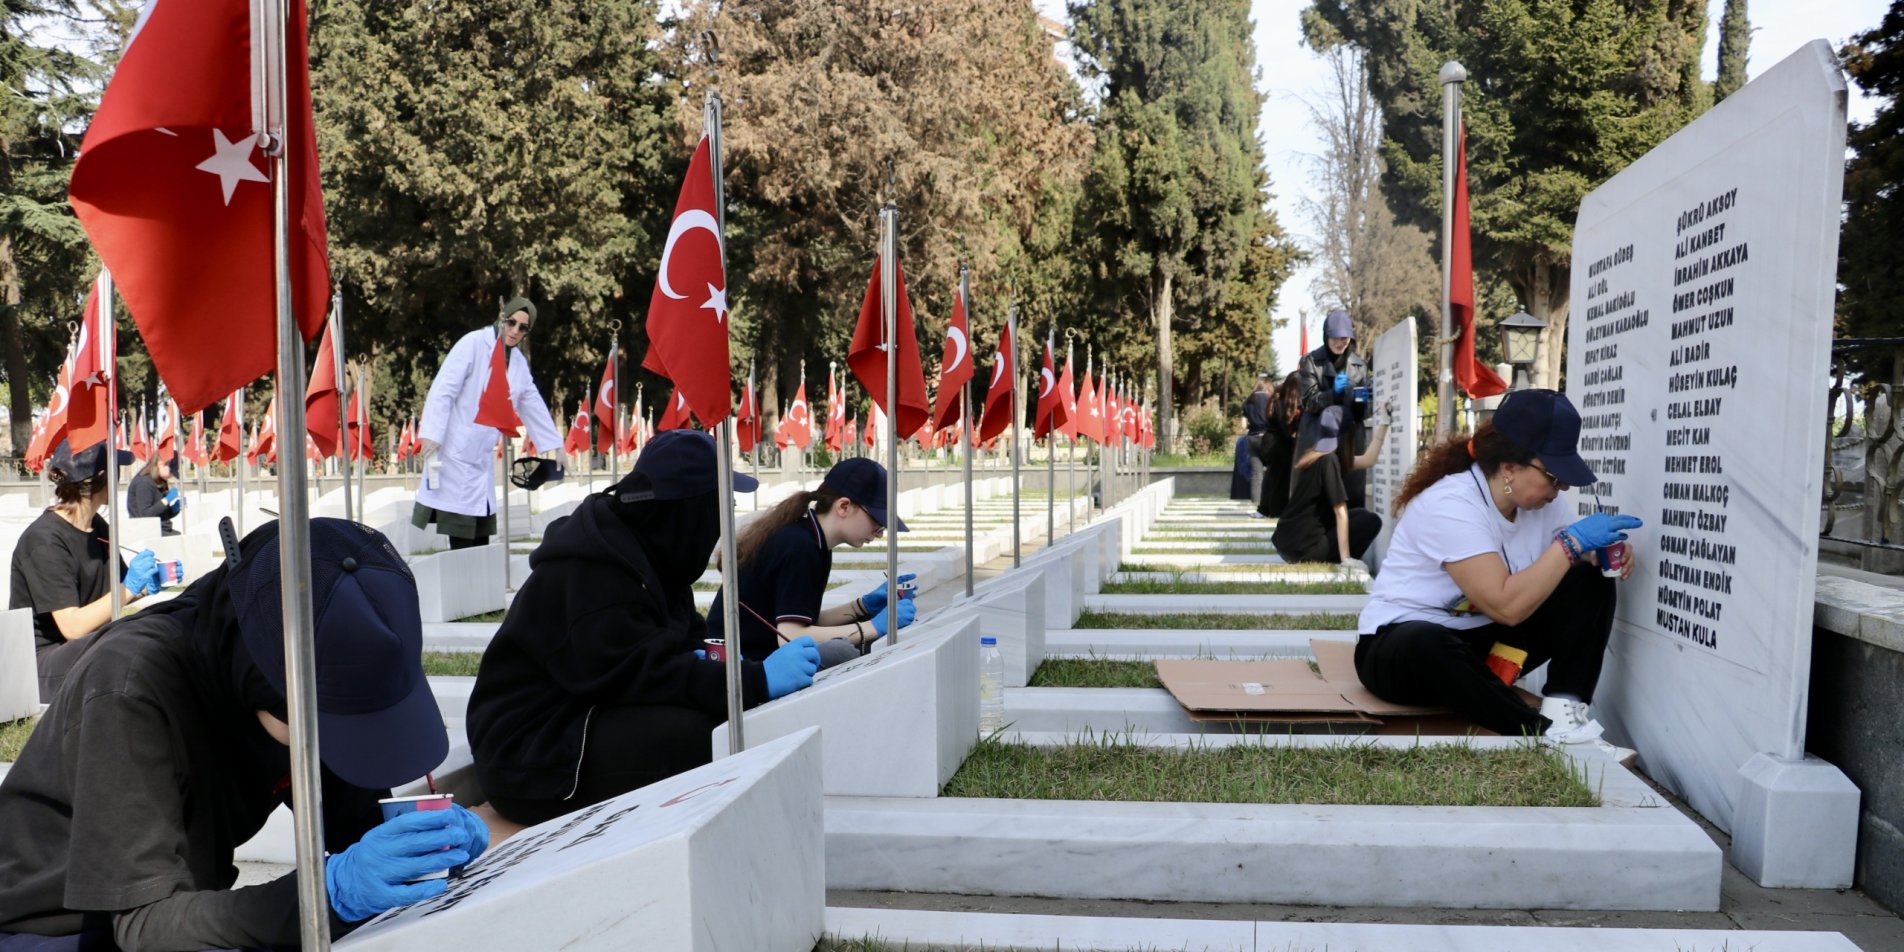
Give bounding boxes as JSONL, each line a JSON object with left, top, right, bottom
{"left": 47, "top": 439, "right": 133, "bottom": 488}
{"left": 615, "top": 429, "right": 759, "bottom": 503}
{"left": 823, "top": 457, "right": 908, "bottom": 531}
{"left": 229, "top": 518, "right": 447, "bottom": 790}
{"left": 1313, "top": 405, "right": 1346, "bottom": 454}
{"left": 1491, "top": 388, "right": 1595, "bottom": 488}
{"left": 1323, "top": 308, "right": 1354, "bottom": 340}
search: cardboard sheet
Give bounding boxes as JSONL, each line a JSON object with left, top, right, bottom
{"left": 1153, "top": 639, "right": 1450, "bottom": 721}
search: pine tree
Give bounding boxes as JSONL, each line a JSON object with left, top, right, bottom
{"left": 1839, "top": 2, "right": 1904, "bottom": 383}
{"left": 1716, "top": 0, "right": 1750, "bottom": 103}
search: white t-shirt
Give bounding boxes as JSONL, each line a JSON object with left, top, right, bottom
{"left": 1359, "top": 464, "right": 1576, "bottom": 632}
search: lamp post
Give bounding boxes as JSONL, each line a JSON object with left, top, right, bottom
{"left": 1499, "top": 309, "right": 1547, "bottom": 391}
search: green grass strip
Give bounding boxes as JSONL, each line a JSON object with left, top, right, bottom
{"left": 421, "top": 652, "right": 484, "bottom": 677}
{"left": 1128, "top": 543, "right": 1279, "bottom": 554}
{"left": 453, "top": 609, "right": 509, "bottom": 623}
{"left": 0, "top": 717, "right": 37, "bottom": 762}
{"left": 1099, "top": 578, "right": 1366, "bottom": 595}
{"left": 1119, "top": 561, "right": 1339, "bottom": 575}
{"left": 942, "top": 736, "right": 1598, "bottom": 807}
{"left": 1028, "top": 658, "right": 1161, "bottom": 689}
{"left": 1075, "top": 610, "right": 1357, "bottom": 630}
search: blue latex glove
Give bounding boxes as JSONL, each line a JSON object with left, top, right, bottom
{"left": 164, "top": 487, "right": 183, "bottom": 509}
{"left": 325, "top": 810, "right": 471, "bottom": 923}
{"left": 694, "top": 649, "right": 708, "bottom": 660}
{"left": 763, "top": 636, "right": 820, "bottom": 699}
{"left": 869, "top": 596, "right": 917, "bottom": 637}
{"left": 447, "top": 803, "right": 490, "bottom": 864}
{"left": 122, "top": 550, "right": 160, "bottom": 596}
{"left": 1333, "top": 372, "right": 1349, "bottom": 394}
{"left": 1560, "top": 512, "right": 1643, "bottom": 554}
{"left": 859, "top": 573, "right": 918, "bottom": 617}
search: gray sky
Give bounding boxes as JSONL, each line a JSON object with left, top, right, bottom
{"left": 1039, "top": 0, "right": 1892, "bottom": 373}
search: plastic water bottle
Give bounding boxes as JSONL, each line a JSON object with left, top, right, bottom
{"left": 978, "top": 636, "right": 1005, "bottom": 736}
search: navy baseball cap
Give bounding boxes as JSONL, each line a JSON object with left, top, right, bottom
{"left": 1312, "top": 406, "right": 1346, "bottom": 454}
{"left": 1491, "top": 389, "right": 1595, "bottom": 488}
{"left": 823, "top": 457, "right": 908, "bottom": 531}
{"left": 47, "top": 439, "right": 133, "bottom": 488}
{"left": 614, "top": 429, "right": 759, "bottom": 503}
{"left": 1323, "top": 308, "right": 1353, "bottom": 340}
{"left": 229, "top": 518, "right": 447, "bottom": 790}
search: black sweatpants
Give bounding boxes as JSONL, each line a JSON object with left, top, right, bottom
{"left": 1328, "top": 509, "right": 1383, "bottom": 562}
{"left": 1353, "top": 564, "right": 1615, "bottom": 737}
{"left": 487, "top": 704, "right": 720, "bottom": 827}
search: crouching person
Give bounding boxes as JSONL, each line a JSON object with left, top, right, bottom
{"left": 0, "top": 519, "right": 486, "bottom": 951}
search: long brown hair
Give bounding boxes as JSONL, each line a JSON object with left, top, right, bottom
{"left": 731, "top": 486, "right": 847, "bottom": 568}
{"left": 1391, "top": 421, "right": 1535, "bottom": 517}
{"left": 1276, "top": 373, "right": 1301, "bottom": 423}
{"left": 137, "top": 455, "right": 171, "bottom": 493}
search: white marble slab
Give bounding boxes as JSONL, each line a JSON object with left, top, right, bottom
{"left": 1564, "top": 41, "right": 1855, "bottom": 882}
{"left": 963, "top": 570, "right": 1046, "bottom": 688}
{"left": 1083, "top": 593, "right": 1366, "bottom": 615}
{"left": 1045, "top": 628, "right": 1354, "bottom": 660}
{"left": 712, "top": 615, "right": 979, "bottom": 797}
{"left": 1019, "top": 539, "right": 1087, "bottom": 631}
{"left": 823, "top": 908, "right": 1860, "bottom": 952}
{"left": 410, "top": 545, "right": 508, "bottom": 624}
{"left": 1367, "top": 318, "right": 1418, "bottom": 570}
{"left": 0, "top": 608, "right": 37, "bottom": 723}
{"left": 1110, "top": 570, "right": 1367, "bottom": 585}
{"left": 337, "top": 728, "right": 824, "bottom": 952}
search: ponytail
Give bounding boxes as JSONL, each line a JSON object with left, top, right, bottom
{"left": 1391, "top": 421, "right": 1535, "bottom": 517}
{"left": 730, "top": 486, "right": 847, "bottom": 568}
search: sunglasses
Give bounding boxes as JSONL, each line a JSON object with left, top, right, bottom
{"left": 502, "top": 317, "right": 533, "bottom": 334}
{"left": 1526, "top": 461, "right": 1568, "bottom": 492}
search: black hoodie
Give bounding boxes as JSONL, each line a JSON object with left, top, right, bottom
{"left": 468, "top": 492, "right": 768, "bottom": 805}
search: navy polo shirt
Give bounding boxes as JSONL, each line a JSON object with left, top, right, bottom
{"left": 707, "top": 510, "right": 832, "bottom": 661}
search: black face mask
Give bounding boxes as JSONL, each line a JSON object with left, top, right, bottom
{"left": 617, "top": 489, "right": 721, "bottom": 592}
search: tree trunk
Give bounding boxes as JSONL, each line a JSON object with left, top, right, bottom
{"left": 1152, "top": 268, "right": 1175, "bottom": 453}
{"left": 0, "top": 236, "right": 30, "bottom": 475}
{"left": 1510, "top": 252, "right": 1573, "bottom": 390}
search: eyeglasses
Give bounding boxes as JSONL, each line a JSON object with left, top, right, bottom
{"left": 1527, "top": 461, "right": 1568, "bottom": 492}
{"left": 503, "top": 317, "right": 533, "bottom": 334}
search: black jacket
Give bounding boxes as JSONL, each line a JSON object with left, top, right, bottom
{"left": 468, "top": 493, "right": 768, "bottom": 804}
{"left": 126, "top": 474, "right": 173, "bottom": 519}
{"left": 1297, "top": 344, "right": 1371, "bottom": 422}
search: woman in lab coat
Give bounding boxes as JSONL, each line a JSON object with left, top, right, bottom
{"left": 412, "top": 298, "right": 563, "bottom": 549}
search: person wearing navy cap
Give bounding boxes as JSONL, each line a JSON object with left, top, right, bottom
{"left": 8, "top": 439, "right": 159, "bottom": 702}
{"left": 1269, "top": 403, "right": 1391, "bottom": 567}
{"left": 467, "top": 429, "right": 821, "bottom": 833}
{"left": 0, "top": 518, "right": 487, "bottom": 950}
{"left": 1297, "top": 308, "right": 1375, "bottom": 506}
{"left": 708, "top": 456, "right": 917, "bottom": 672}
{"left": 1353, "top": 389, "right": 1644, "bottom": 745}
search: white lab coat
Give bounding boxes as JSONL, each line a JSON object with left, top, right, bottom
{"left": 416, "top": 327, "right": 561, "bottom": 518}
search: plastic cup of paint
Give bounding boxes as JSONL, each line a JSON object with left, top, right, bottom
{"left": 158, "top": 559, "right": 185, "bottom": 585}
{"left": 1599, "top": 541, "right": 1628, "bottom": 579}
{"left": 379, "top": 794, "right": 456, "bottom": 880}
{"left": 704, "top": 639, "right": 727, "bottom": 663}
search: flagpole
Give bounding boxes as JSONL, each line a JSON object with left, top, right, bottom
{"left": 697, "top": 88, "right": 747, "bottom": 755}
{"left": 98, "top": 271, "right": 124, "bottom": 620}
{"left": 236, "top": 389, "right": 247, "bottom": 537}
{"left": 1435, "top": 61, "right": 1466, "bottom": 441}
{"left": 748, "top": 359, "right": 758, "bottom": 510}
{"left": 1065, "top": 332, "right": 1076, "bottom": 534}
{"left": 959, "top": 265, "right": 974, "bottom": 597}
{"left": 608, "top": 334, "right": 621, "bottom": 485}
{"left": 1045, "top": 330, "right": 1054, "bottom": 546}
{"left": 356, "top": 365, "right": 368, "bottom": 518}
{"left": 331, "top": 291, "right": 350, "bottom": 522}
{"left": 879, "top": 204, "right": 901, "bottom": 642}
{"left": 1006, "top": 302, "right": 1021, "bottom": 568}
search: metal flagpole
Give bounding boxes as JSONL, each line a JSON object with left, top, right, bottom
{"left": 706, "top": 83, "right": 748, "bottom": 755}
{"left": 332, "top": 291, "right": 350, "bottom": 522}
{"left": 236, "top": 388, "right": 247, "bottom": 537}
{"left": 608, "top": 335, "right": 621, "bottom": 484}
{"left": 1435, "top": 61, "right": 1466, "bottom": 441}
{"left": 100, "top": 271, "right": 124, "bottom": 620}
{"left": 959, "top": 265, "right": 974, "bottom": 597}
{"left": 356, "top": 366, "right": 368, "bottom": 517}
{"left": 259, "top": 0, "right": 328, "bottom": 944}
{"left": 501, "top": 420, "right": 514, "bottom": 591}
{"left": 1045, "top": 329, "right": 1054, "bottom": 545}
{"left": 880, "top": 204, "right": 902, "bottom": 642}
{"left": 1007, "top": 303, "right": 1020, "bottom": 568}
{"left": 748, "top": 359, "right": 758, "bottom": 510}
{"left": 1065, "top": 333, "right": 1077, "bottom": 533}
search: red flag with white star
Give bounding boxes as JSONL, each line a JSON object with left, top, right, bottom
{"left": 657, "top": 387, "right": 693, "bottom": 433}
{"left": 65, "top": 283, "right": 113, "bottom": 451}
{"left": 474, "top": 335, "right": 522, "bottom": 435}
{"left": 69, "top": 0, "right": 330, "bottom": 414}
{"left": 215, "top": 391, "right": 242, "bottom": 463}
{"left": 306, "top": 320, "right": 341, "bottom": 457}
{"left": 737, "top": 374, "right": 760, "bottom": 451}
{"left": 929, "top": 288, "right": 972, "bottom": 429}
{"left": 847, "top": 256, "right": 929, "bottom": 437}
{"left": 824, "top": 367, "right": 845, "bottom": 452}
{"left": 593, "top": 348, "right": 618, "bottom": 456}
{"left": 1076, "top": 369, "right": 1103, "bottom": 444}
{"left": 1033, "top": 334, "right": 1060, "bottom": 440}
{"left": 1055, "top": 350, "right": 1077, "bottom": 439}
{"left": 977, "top": 319, "right": 1015, "bottom": 444}
{"left": 564, "top": 403, "right": 591, "bottom": 457}
{"left": 784, "top": 382, "right": 813, "bottom": 451}
{"left": 641, "top": 136, "right": 731, "bottom": 424}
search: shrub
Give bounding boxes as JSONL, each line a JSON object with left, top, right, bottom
{"left": 1182, "top": 408, "right": 1234, "bottom": 455}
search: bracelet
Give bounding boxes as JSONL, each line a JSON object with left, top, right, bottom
{"left": 1553, "top": 529, "right": 1582, "bottom": 563}
{"left": 853, "top": 597, "right": 869, "bottom": 622}
{"left": 853, "top": 621, "right": 867, "bottom": 646}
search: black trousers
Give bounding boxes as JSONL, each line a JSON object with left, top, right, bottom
{"left": 1328, "top": 509, "right": 1383, "bottom": 562}
{"left": 448, "top": 535, "right": 489, "bottom": 550}
{"left": 35, "top": 639, "right": 90, "bottom": 704}
{"left": 487, "top": 704, "right": 720, "bottom": 827}
{"left": 1353, "top": 564, "right": 1616, "bottom": 737}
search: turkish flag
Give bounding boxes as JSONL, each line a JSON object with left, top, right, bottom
{"left": 1140, "top": 407, "right": 1155, "bottom": 449}
{"left": 784, "top": 383, "right": 813, "bottom": 450}
{"left": 1300, "top": 313, "right": 1310, "bottom": 358}
{"left": 69, "top": 0, "right": 329, "bottom": 414}
{"left": 641, "top": 136, "right": 731, "bottom": 424}
{"left": 564, "top": 404, "right": 591, "bottom": 457}
{"left": 396, "top": 416, "right": 415, "bottom": 462}
{"left": 27, "top": 359, "right": 73, "bottom": 469}
{"left": 128, "top": 410, "right": 150, "bottom": 462}
{"left": 1033, "top": 336, "right": 1061, "bottom": 440}
{"left": 824, "top": 368, "right": 844, "bottom": 452}
{"left": 622, "top": 398, "right": 643, "bottom": 455}
{"left": 182, "top": 412, "right": 208, "bottom": 465}
{"left": 1452, "top": 126, "right": 1507, "bottom": 399}
{"left": 251, "top": 398, "right": 277, "bottom": 463}
{"left": 1076, "top": 369, "right": 1102, "bottom": 444}
{"left": 658, "top": 388, "right": 693, "bottom": 433}
{"left": 772, "top": 415, "right": 791, "bottom": 451}
{"left": 474, "top": 335, "right": 522, "bottom": 435}
{"left": 65, "top": 283, "right": 113, "bottom": 451}
{"left": 215, "top": 391, "right": 242, "bottom": 463}
{"left": 737, "top": 375, "right": 760, "bottom": 451}
{"left": 929, "top": 288, "right": 973, "bottom": 429}
{"left": 865, "top": 401, "right": 882, "bottom": 449}
{"left": 977, "top": 320, "right": 1015, "bottom": 444}
{"left": 847, "top": 256, "right": 928, "bottom": 438}
{"left": 306, "top": 320, "right": 341, "bottom": 457}
{"left": 155, "top": 398, "right": 179, "bottom": 462}
{"left": 593, "top": 349, "right": 618, "bottom": 456}
{"left": 1055, "top": 352, "right": 1077, "bottom": 439}
{"left": 846, "top": 415, "right": 859, "bottom": 450}
{"left": 345, "top": 390, "right": 369, "bottom": 461}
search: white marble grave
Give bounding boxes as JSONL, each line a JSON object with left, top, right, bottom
{"left": 957, "top": 568, "right": 1047, "bottom": 687}
{"left": 1367, "top": 317, "right": 1418, "bottom": 569}
{"left": 1565, "top": 41, "right": 1856, "bottom": 886}
{"left": 0, "top": 608, "right": 38, "bottom": 724}
{"left": 335, "top": 728, "right": 824, "bottom": 952}
{"left": 410, "top": 544, "right": 508, "bottom": 624}
{"left": 711, "top": 615, "right": 979, "bottom": 796}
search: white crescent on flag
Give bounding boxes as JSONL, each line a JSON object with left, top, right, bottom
{"left": 989, "top": 354, "right": 1004, "bottom": 388}
{"left": 600, "top": 377, "right": 615, "bottom": 404}
{"left": 657, "top": 209, "right": 726, "bottom": 323}
{"left": 1040, "top": 368, "right": 1055, "bottom": 397}
{"left": 946, "top": 326, "right": 968, "bottom": 372}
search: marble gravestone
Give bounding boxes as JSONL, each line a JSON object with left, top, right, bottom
{"left": 1367, "top": 318, "right": 1419, "bottom": 566}
{"left": 0, "top": 609, "right": 36, "bottom": 724}
{"left": 1566, "top": 40, "right": 1857, "bottom": 887}
{"left": 335, "top": 728, "right": 824, "bottom": 952}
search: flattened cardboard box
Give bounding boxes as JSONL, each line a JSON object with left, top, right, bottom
{"left": 1154, "top": 639, "right": 1448, "bottom": 723}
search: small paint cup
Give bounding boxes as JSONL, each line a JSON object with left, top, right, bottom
{"left": 704, "top": 639, "right": 727, "bottom": 663}
{"left": 158, "top": 559, "right": 185, "bottom": 585}
{"left": 378, "top": 794, "right": 456, "bottom": 880}
{"left": 1599, "top": 541, "right": 1628, "bottom": 579}
{"left": 1485, "top": 642, "right": 1528, "bottom": 687}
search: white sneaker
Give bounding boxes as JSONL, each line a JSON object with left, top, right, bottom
{"left": 1540, "top": 697, "right": 1605, "bottom": 744}
{"left": 1247, "top": 511, "right": 1268, "bottom": 519}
